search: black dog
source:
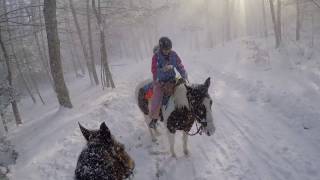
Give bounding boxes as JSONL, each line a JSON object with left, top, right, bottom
{"left": 75, "top": 122, "right": 135, "bottom": 180}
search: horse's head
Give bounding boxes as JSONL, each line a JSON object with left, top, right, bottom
{"left": 78, "top": 122, "right": 135, "bottom": 179}
{"left": 185, "top": 77, "right": 216, "bottom": 136}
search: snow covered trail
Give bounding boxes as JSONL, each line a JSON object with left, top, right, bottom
{"left": 7, "top": 39, "right": 320, "bottom": 180}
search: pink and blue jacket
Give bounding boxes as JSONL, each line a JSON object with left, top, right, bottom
{"left": 151, "top": 51, "right": 187, "bottom": 83}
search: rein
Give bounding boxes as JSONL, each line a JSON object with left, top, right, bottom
{"left": 186, "top": 93, "right": 206, "bottom": 136}
{"left": 186, "top": 118, "right": 204, "bottom": 136}
{"left": 163, "top": 80, "right": 206, "bottom": 136}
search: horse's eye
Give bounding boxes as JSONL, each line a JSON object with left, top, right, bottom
{"left": 210, "top": 100, "right": 213, "bottom": 106}
{"left": 203, "top": 122, "right": 207, "bottom": 127}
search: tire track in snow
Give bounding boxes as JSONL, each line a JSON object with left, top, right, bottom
{"left": 216, "top": 103, "right": 306, "bottom": 180}
{"left": 193, "top": 113, "right": 265, "bottom": 180}
{"left": 190, "top": 54, "right": 319, "bottom": 180}
{"left": 220, "top": 102, "right": 319, "bottom": 180}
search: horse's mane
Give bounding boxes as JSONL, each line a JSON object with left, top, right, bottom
{"left": 173, "top": 84, "right": 190, "bottom": 109}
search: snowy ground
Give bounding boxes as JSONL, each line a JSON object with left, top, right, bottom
{"left": 5, "top": 38, "right": 320, "bottom": 180}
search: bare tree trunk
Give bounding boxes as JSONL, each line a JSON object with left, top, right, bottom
{"left": 15, "top": 56, "right": 37, "bottom": 104}
{"left": 1, "top": 0, "right": 22, "bottom": 125}
{"left": 16, "top": 1, "right": 45, "bottom": 105}
{"left": 70, "top": 48, "right": 80, "bottom": 77}
{"left": 0, "top": 31, "right": 22, "bottom": 125}
{"left": 1, "top": 113, "right": 8, "bottom": 133}
{"left": 269, "top": 0, "right": 280, "bottom": 48}
{"left": 69, "top": 0, "right": 93, "bottom": 84}
{"left": 65, "top": 13, "right": 85, "bottom": 76}
{"left": 311, "top": 12, "right": 314, "bottom": 47}
{"left": 26, "top": 2, "right": 54, "bottom": 87}
{"left": 70, "top": 31, "right": 86, "bottom": 75}
{"left": 43, "top": 0, "right": 72, "bottom": 108}
{"left": 29, "top": 75, "right": 45, "bottom": 105}
{"left": 142, "top": 23, "right": 152, "bottom": 56}
{"left": 34, "top": 32, "right": 54, "bottom": 86}
{"left": 296, "top": 0, "right": 301, "bottom": 41}
{"left": 141, "top": 24, "right": 151, "bottom": 58}
{"left": 64, "top": 12, "right": 80, "bottom": 78}
{"left": 6, "top": 32, "right": 37, "bottom": 104}
{"left": 92, "top": 0, "right": 115, "bottom": 89}
{"left": 262, "top": 0, "right": 268, "bottom": 37}
{"left": 133, "top": 28, "right": 144, "bottom": 61}
{"left": 131, "top": 38, "right": 139, "bottom": 61}
{"left": 21, "top": 48, "right": 45, "bottom": 104}
{"left": 37, "top": 0, "right": 53, "bottom": 85}
{"left": 205, "top": 0, "right": 214, "bottom": 48}
{"left": 225, "top": 0, "right": 231, "bottom": 41}
{"left": 277, "top": 0, "right": 282, "bottom": 43}
{"left": 86, "top": 0, "right": 99, "bottom": 85}
{"left": 119, "top": 41, "right": 124, "bottom": 59}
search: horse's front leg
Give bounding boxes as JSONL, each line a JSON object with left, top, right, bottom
{"left": 182, "top": 132, "right": 189, "bottom": 156}
{"left": 167, "top": 129, "right": 176, "bottom": 158}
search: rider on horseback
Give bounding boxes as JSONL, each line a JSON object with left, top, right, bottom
{"left": 149, "top": 37, "right": 188, "bottom": 129}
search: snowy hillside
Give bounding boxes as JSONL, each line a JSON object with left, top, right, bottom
{"left": 5, "top": 38, "right": 320, "bottom": 180}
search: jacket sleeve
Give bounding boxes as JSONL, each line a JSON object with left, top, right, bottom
{"left": 175, "top": 53, "right": 188, "bottom": 80}
{"left": 151, "top": 54, "right": 158, "bottom": 81}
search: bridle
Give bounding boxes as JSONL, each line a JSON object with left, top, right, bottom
{"left": 186, "top": 92, "right": 208, "bottom": 136}
{"left": 162, "top": 80, "right": 209, "bottom": 136}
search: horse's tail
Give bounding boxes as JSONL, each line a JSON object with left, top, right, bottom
{"left": 135, "top": 79, "right": 152, "bottom": 115}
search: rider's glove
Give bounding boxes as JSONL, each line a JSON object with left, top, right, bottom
{"left": 163, "top": 65, "right": 174, "bottom": 72}
{"left": 183, "top": 73, "right": 189, "bottom": 83}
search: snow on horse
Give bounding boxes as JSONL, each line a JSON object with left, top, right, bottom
{"left": 75, "top": 122, "right": 135, "bottom": 180}
{"left": 136, "top": 77, "right": 216, "bottom": 157}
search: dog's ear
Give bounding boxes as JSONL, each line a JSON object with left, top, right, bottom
{"left": 100, "top": 122, "right": 112, "bottom": 140}
{"left": 79, "top": 122, "right": 91, "bottom": 141}
{"left": 204, "top": 77, "right": 211, "bottom": 88}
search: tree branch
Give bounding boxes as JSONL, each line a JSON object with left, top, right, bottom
{"left": 310, "top": 0, "right": 320, "bottom": 9}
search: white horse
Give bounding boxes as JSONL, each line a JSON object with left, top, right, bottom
{"left": 136, "top": 77, "right": 216, "bottom": 157}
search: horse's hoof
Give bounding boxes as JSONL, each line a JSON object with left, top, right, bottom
{"left": 154, "top": 130, "right": 161, "bottom": 136}
{"left": 152, "top": 138, "right": 157, "bottom": 142}
{"left": 171, "top": 153, "right": 177, "bottom": 158}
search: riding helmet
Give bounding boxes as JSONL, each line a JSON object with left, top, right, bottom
{"left": 159, "top": 37, "right": 172, "bottom": 50}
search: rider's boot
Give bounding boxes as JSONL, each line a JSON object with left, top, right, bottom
{"left": 149, "top": 119, "right": 158, "bottom": 129}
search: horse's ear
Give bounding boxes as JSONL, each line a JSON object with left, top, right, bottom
{"left": 204, "top": 77, "right": 211, "bottom": 88}
{"left": 79, "top": 122, "right": 91, "bottom": 141}
{"left": 100, "top": 122, "right": 111, "bottom": 139}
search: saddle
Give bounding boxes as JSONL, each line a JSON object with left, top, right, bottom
{"left": 144, "top": 78, "right": 186, "bottom": 105}
{"left": 161, "top": 78, "right": 184, "bottom": 96}
{"left": 139, "top": 78, "right": 186, "bottom": 123}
